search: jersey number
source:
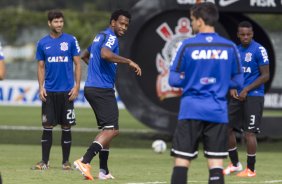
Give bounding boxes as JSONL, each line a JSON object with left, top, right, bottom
{"left": 67, "top": 109, "right": 75, "bottom": 120}
{"left": 249, "top": 115, "right": 255, "bottom": 125}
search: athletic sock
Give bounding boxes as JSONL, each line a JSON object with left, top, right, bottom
{"left": 228, "top": 147, "right": 239, "bottom": 166}
{"left": 171, "top": 166, "right": 188, "bottom": 184}
{"left": 61, "top": 128, "right": 72, "bottom": 164}
{"left": 41, "top": 128, "right": 53, "bottom": 164}
{"left": 247, "top": 154, "right": 256, "bottom": 172}
{"left": 82, "top": 141, "right": 103, "bottom": 164}
{"left": 209, "top": 168, "right": 224, "bottom": 184}
{"left": 99, "top": 149, "right": 109, "bottom": 174}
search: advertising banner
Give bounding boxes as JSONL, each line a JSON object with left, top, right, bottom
{"left": 0, "top": 80, "right": 124, "bottom": 108}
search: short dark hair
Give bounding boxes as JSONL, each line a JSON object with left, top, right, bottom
{"left": 238, "top": 21, "right": 253, "bottom": 29}
{"left": 110, "top": 9, "right": 131, "bottom": 24}
{"left": 190, "top": 2, "right": 218, "bottom": 27}
{"left": 47, "top": 9, "right": 64, "bottom": 21}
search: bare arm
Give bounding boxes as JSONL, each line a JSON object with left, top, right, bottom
{"left": 81, "top": 49, "right": 90, "bottom": 65}
{"left": 37, "top": 60, "right": 47, "bottom": 102}
{"left": 239, "top": 65, "right": 269, "bottom": 100}
{"left": 68, "top": 55, "right": 81, "bottom": 101}
{"left": 0, "top": 60, "right": 6, "bottom": 80}
{"left": 101, "top": 47, "right": 142, "bottom": 76}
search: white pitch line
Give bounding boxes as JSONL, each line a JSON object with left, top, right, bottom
{"left": 127, "top": 180, "right": 282, "bottom": 184}
{"left": 127, "top": 182, "right": 167, "bottom": 184}
{"left": 0, "top": 125, "right": 156, "bottom": 133}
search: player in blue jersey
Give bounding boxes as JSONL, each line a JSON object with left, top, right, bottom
{"left": 32, "top": 9, "right": 81, "bottom": 170}
{"left": 223, "top": 21, "right": 270, "bottom": 177}
{"left": 0, "top": 42, "right": 5, "bottom": 80}
{"left": 74, "top": 9, "right": 141, "bottom": 180}
{"left": 169, "top": 2, "right": 243, "bottom": 184}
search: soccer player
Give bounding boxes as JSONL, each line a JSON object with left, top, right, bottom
{"left": 169, "top": 2, "right": 243, "bottom": 184}
{"left": 0, "top": 41, "right": 5, "bottom": 80}
{"left": 74, "top": 9, "right": 141, "bottom": 180}
{"left": 32, "top": 9, "right": 81, "bottom": 170}
{"left": 223, "top": 21, "right": 270, "bottom": 177}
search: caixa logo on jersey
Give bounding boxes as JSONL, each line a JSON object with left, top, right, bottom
{"left": 155, "top": 17, "right": 193, "bottom": 100}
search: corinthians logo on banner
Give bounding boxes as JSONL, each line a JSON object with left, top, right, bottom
{"left": 155, "top": 17, "right": 193, "bottom": 101}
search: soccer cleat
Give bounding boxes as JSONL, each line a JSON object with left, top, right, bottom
{"left": 62, "top": 161, "right": 72, "bottom": 170}
{"left": 237, "top": 168, "right": 256, "bottom": 177}
{"left": 223, "top": 162, "right": 243, "bottom": 175}
{"left": 98, "top": 171, "right": 115, "bottom": 180}
{"left": 73, "top": 159, "right": 94, "bottom": 180}
{"left": 31, "top": 160, "right": 49, "bottom": 170}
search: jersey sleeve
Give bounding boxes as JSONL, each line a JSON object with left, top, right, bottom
{"left": 256, "top": 45, "right": 269, "bottom": 66}
{"left": 102, "top": 34, "right": 118, "bottom": 52}
{"left": 71, "top": 36, "right": 81, "bottom": 56}
{"left": 35, "top": 41, "right": 45, "bottom": 61}
{"left": 169, "top": 41, "right": 186, "bottom": 87}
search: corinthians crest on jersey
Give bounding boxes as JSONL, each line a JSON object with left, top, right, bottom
{"left": 60, "top": 42, "right": 68, "bottom": 51}
{"left": 155, "top": 17, "right": 193, "bottom": 101}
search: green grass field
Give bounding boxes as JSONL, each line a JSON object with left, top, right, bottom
{"left": 0, "top": 106, "right": 282, "bottom": 184}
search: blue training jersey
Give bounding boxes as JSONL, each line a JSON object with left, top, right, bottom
{"left": 0, "top": 42, "right": 4, "bottom": 60}
{"left": 237, "top": 40, "right": 269, "bottom": 96}
{"left": 85, "top": 28, "right": 119, "bottom": 89}
{"left": 36, "top": 33, "right": 80, "bottom": 92}
{"left": 169, "top": 33, "right": 243, "bottom": 123}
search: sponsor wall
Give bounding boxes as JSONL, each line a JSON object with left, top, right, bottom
{"left": 0, "top": 80, "right": 124, "bottom": 108}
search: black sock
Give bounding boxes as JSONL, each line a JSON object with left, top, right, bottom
{"left": 209, "top": 168, "right": 224, "bottom": 184}
{"left": 99, "top": 149, "right": 109, "bottom": 174}
{"left": 171, "top": 166, "right": 188, "bottom": 184}
{"left": 41, "top": 128, "right": 53, "bottom": 164}
{"left": 247, "top": 154, "right": 256, "bottom": 172}
{"left": 228, "top": 147, "right": 239, "bottom": 166}
{"left": 82, "top": 141, "right": 103, "bottom": 164}
{"left": 61, "top": 128, "right": 72, "bottom": 164}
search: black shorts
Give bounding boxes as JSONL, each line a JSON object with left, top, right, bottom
{"left": 42, "top": 92, "right": 75, "bottom": 127}
{"left": 84, "top": 87, "right": 119, "bottom": 130}
{"left": 171, "top": 120, "right": 228, "bottom": 160}
{"left": 228, "top": 96, "right": 264, "bottom": 133}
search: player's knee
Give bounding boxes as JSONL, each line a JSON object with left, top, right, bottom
{"left": 244, "top": 131, "right": 256, "bottom": 139}
{"left": 61, "top": 125, "right": 71, "bottom": 129}
{"left": 43, "top": 125, "right": 53, "bottom": 129}
{"left": 113, "top": 129, "right": 119, "bottom": 137}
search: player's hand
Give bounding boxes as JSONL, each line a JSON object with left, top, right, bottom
{"left": 128, "top": 60, "right": 142, "bottom": 76}
{"left": 68, "top": 86, "right": 79, "bottom": 101}
{"left": 39, "top": 87, "right": 47, "bottom": 102}
{"left": 230, "top": 89, "right": 239, "bottom": 99}
{"left": 238, "top": 88, "right": 248, "bottom": 101}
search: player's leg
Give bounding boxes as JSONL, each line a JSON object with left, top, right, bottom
{"left": 74, "top": 87, "right": 118, "bottom": 180}
{"left": 170, "top": 120, "right": 201, "bottom": 184}
{"left": 224, "top": 98, "right": 243, "bottom": 175}
{"left": 61, "top": 125, "right": 72, "bottom": 170}
{"left": 203, "top": 122, "right": 228, "bottom": 184}
{"left": 237, "top": 96, "right": 263, "bottom": 177}
{"left": 32, "top": 92, "right": 55, "bottom": 170}
{"left": 61, "top": 92, "right": 75, "bottom": 170}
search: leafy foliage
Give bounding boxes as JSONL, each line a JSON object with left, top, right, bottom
{"left": 0, "top": 8, "right": 110, "bottom": 48}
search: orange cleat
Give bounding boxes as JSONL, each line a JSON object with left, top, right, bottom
{"left": 73, "top": 159, "right": 94, "bottom": 180}
{"left": 237, "top": 168, "right": 256, "bottom": 177}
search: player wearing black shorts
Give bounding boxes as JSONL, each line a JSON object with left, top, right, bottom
{"left": 224, "top": 21, "right": 270, "bottom": 177}
{"left": 74, "top": 9, "right": 141, "bottom": 180}
{"left": 169, "top": 3, "right": 243, "bottom": 184}
{"left": 32, "top": 9, "right": 81, "bottom": 170}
